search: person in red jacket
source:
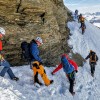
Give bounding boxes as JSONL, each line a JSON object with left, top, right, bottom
{"left": 51, "top": 54, "right": 78, "bottom": 95}
{"left": 51, "top": 54, "right": 78, "bottom": 75}
{"left": 0, "top": 27, "right": 19, "bottom": 81}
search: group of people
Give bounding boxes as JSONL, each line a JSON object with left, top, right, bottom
{"left": 74, "top": 10, "right": 86, "bottom": 34}
{"left": 0, "top": 23, "right": 98, "bottom": 96}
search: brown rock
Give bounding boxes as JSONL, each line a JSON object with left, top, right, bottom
{"left": 0, "top": 0, "right": 73, "bottom": 66}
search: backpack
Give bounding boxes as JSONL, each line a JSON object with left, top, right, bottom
{"left": 21, "top": 41, "right": 32, "bottom": 61}
{"left": 81, "top": 17, "right": 85, "bottom": 22}
{"left": 90, "top": 52, "right": 97, "bottom": 62}
{"left": 61, "top": 56, "right": 74, "bottom": 74}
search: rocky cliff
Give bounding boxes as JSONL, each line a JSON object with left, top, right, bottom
{"left": 0, "top": 0, "right": 72, "bottom": 66}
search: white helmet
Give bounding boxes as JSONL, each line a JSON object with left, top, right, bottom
{"left": 0, "top": 27, "right": 5, "bottom": 35}
{"left": 36, "top": 37, "right": 43, "bottom": 44}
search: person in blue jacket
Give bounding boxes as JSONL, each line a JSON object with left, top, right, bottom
{"left": 61, "top": 54, "right": 75, "bottom": 95}
{"left": 30, "top": 37, "right": 43, "bottom": 63}
{"left": 30, "top": 37, "right": 53, "bottom": 86}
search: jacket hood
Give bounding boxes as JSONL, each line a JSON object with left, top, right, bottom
{"left": 61, "top": 54, "right": 69, "bottom": 59}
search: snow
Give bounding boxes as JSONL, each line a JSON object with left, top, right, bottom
{"left": 0, "top": 15, "right": 100, "bottom": 100}
{"left": 93, "top": 23, "right": 100, "bottom": 28}
{"left": 83, "top": 12, "right": 100, "bottom": 28}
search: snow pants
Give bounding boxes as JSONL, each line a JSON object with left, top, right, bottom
{"left": 90, "top": 63, "right": 95, "bottom": 75}
{"left": 67, "top": 71, "right": 75, "bottom": 93}
{"left": 32, "top": 61, "right": 51, "bottom": 86}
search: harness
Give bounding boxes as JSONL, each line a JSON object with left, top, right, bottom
{"left": 68, "top": 71, "right": 75, "bottom": 80}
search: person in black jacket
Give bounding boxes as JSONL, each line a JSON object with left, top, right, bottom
{"left": 85, "top": 50, "right": 98, "bottom": 77}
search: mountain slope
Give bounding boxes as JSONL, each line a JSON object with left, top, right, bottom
{"left": 84, "top": 12, "right": 100, "bottom": 28}
{"left": 68, "top": 20, "right": 100, "bottom": 100}
{"left": 0, "top": 18, "right": 100, "bottom": 100}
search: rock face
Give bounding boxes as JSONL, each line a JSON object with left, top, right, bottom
{"left": 0, "top": 0, "right": 71, "bottom": 66}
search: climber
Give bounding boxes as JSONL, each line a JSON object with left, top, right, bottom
{"left": 74, "top": 9, "right": 79, "bottom": 20}
{"left": 0, "top": 27, "right": 19, "bottom": 81}
{"left": 85, "top": 50, "right": 98, "bottom": 77}
{"left": 51, "top": 54, "right": 78, "bottom": 95}
{"left": 30, "top": 37, "right": 53, "bottom": 86}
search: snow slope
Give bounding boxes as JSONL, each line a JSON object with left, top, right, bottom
{"left": 83, "top": 12, "right": 100, "bottom": 28}
{"left": 0, "top": 18, "right": 100, "bottom": 100}
{"left": 68, "top": 19, "right": 100, "bottom": 100}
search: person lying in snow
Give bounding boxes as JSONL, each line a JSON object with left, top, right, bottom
{"left": 51, "top": 54, "right": 78, "bottom": 95}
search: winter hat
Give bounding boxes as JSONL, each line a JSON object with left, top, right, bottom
{"left": 36, "top": 37, "right": 43, "bottom": 44}
{"left": 0, "top": 27, "right": 5, "bottom": 35}
{"left": 61, "top": 54, "right": 69, "bottom": 59}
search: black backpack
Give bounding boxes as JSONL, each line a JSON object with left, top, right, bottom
{"left": 21, "top": 41, "right": 32, "bottom": 61}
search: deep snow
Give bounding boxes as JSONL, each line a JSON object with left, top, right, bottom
{"left": 0, "top": 17, "right": 100, "bottom": 100}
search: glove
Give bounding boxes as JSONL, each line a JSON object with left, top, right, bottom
{"left": 51, "top": 72, "right": 54, "bottom": 75}
{"left": 75, "top": 70, "right": 78, "bottom": 73}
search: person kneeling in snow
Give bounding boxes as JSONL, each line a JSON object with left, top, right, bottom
{"left": 0, "top": 27, "right": 19, "bottom": 81}
{"left": 51, "top": 54, "right": 78, "bottom": 95}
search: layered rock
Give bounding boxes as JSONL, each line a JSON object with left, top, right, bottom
{"left": 0, "top": 0, "right": 71, "bottom": 66}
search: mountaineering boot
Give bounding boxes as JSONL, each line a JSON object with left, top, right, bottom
{"left": 37, "top": 81, "right": 43, "bottom": 86}
{"left": 50, "top": 80, "right": 54, "bottom": 84}
{"left": 12, "top": 77, "right": 19, "bottom": 81}
{"left": 91, "top": 73, "right": 94, "bottom": 77}
{"left": 70, "top": 91, "right": 75, "bottom": 96}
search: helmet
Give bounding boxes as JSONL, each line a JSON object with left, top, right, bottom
{"left": 35, "top": 37, "right": 43, "bottom": 44}
{"left": 61, "top": 54, "right": 69, "bottom": 59}
{"left": 0, "top": 27, "right": 5, "bottom": 35}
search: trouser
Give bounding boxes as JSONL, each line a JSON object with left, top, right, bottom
{"left": 0, "top": 67, "right": 15, "bottom": 79}
{"left": 32, "top": 61, "right": 51, "bottom": 86}
{"left": 82, "top": 28, "right": 85, "bottom": 34}
{"left": 0, "top": 60, "right": 15, "bottom": 79}
{"left": 90, "top": 63, "right": 95, "bottom": 75}
{"left": 34, "top": 72, "right": 43, "bottom": 85}
{"left": 68, "top": 71, "right": 75, "bottom": 93}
